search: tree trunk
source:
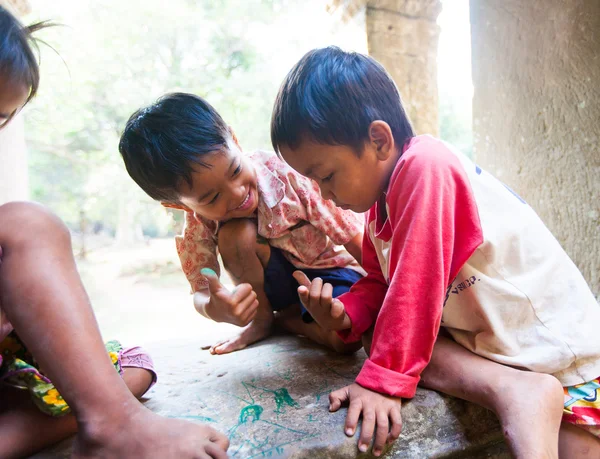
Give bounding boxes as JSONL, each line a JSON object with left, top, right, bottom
{"left": 0, "top": 0, "right": 31, "bottom": 16}
{"left": 470, "top": 0, "right": 600, "bottom": 297}
{"left": 115, "top": 195, "right": 144, "bottom": 246}
{"left": 366, "top": 0, "right": 442, "bottom": 136}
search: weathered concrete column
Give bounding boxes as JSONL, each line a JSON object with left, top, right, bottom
{"left": 0, "top": 115, "right": 29, "bottom": 204}
{"left": 366, "top": 0, "right": 442, "bottom": 136}
{"left": 33, "top": 335, "right": 509, "bottom": 458}
{"left": 328, "top": 0, "right": 442, "bottom": 136}
{"left": 470, "top": 0, "right": 600, "bottom": 296}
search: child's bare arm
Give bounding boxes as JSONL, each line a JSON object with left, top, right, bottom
{"left": 329, "top": 383, "right": 402, "bottom": 457}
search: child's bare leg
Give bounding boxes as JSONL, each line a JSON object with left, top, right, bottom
{"left": 558, "top": 423, "right": 600, "bottom": 458}
{"left": 0, "top": 368, "right": 152, "bottom": 458}
{"left": 0, "top": 202, "right": 228, "bottom": 458}
{"left": 275, "top": 304, "right": 362, "bottom": 354}
{"left": 418, "top": 334, "right": 563, "bottom": 459}
{"left": 211, "top": 218, "right": 274, "bottom": 354}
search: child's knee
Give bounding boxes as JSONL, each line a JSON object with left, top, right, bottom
{"left": 218, "top": 219, "right": 270, "bottom": 270}
{"left": 0, "top": 202, "right": 70, "bottom": 246}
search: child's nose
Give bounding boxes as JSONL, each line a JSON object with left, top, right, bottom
{"left": 320, "top": 186, "right": 335, "bottom": 201}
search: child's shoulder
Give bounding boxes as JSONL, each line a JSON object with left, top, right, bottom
{"left": 394, "top": 135, "right": 468, "bottom": 181}
{"left": 248, "top": 149, "right": 284, "bottom": 169}
{"left": 248, "top": 149, "right": 307, "bottom": 185}
{"left": 402, "top": 135, "right": 460, "bottom": 166}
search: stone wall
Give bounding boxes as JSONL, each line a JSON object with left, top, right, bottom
{"left": 471, "top": 0, "right": 600, "bottom": 296}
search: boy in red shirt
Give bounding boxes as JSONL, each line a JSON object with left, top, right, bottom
{"left": 270, "top": 47, "right": 600, "bottom": 458}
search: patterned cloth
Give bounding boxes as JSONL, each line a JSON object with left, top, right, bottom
{"left": 0, "top": 245, "right": 12, "bottom": 343}
{"left": 0, "top": 332, "right": 156, "bottom": 417}
{"left": 176, "top": 150, "right": 364, "bottom": 294}
{"left": 563, "top": 377, "right": 600, "bottom": 438}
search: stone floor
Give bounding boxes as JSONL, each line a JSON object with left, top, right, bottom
{"left": 32, "top": 335, "right": 509, "bottom": 458}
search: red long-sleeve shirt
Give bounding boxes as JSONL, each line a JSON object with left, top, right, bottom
{"left": 337, "top": 136, "right": 483, "bottom": 398}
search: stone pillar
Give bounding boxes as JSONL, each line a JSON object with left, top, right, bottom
{"left": 366, "top": 0, "right": 442, "bottom": 136}
{"left": 470, "top": 0, "right": 600, "bottom": 296}
{"left": 328, "top": 0, "right": 442, "bottom": 136}
{"left": 0, "top": 115, "right": 29, "bottom": 204}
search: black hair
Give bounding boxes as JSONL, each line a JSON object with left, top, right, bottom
{"left": 118, "top": 92, "right": 230, "bottom": 202}
{"left": 271, "top": 46, "right": 414, "bottom": 155}
{"left": 0, "top": 6, "right": 52, "bottom": 122}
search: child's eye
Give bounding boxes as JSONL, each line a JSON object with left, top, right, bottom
{"left": 233, "top": 164, "right": 242, "bottom": 176}
{"left": 322, "top": 173, "right": 334, "bottom": 182}
{"left": 208, "top": 193, "right": 220, "bottom": 205}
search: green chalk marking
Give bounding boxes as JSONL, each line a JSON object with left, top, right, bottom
{"left": 201, "top": 268, "right": 217, "bottom": 276}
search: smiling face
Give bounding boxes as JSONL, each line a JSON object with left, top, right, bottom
{"left": 0, "top": 74, "right": 28, "bottom": 129}
{"left": 175, "top": 139, "right": 259, "bottom": 222}
{"left": 279, "top": 121, "right": 400, "bottom": 214}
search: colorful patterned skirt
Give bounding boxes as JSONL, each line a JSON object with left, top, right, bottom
{"left": 0, "top": 332, "right": 156, "bottom": 416}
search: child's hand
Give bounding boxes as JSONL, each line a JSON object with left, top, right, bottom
{"left": 197, "top": 268, "right": 259, "bottom": 327}
{"left": 329, "top": 383, "right": 403, "bottom": 457}
{"left": 293, "top": 271, "right": 352, "bottom": 331}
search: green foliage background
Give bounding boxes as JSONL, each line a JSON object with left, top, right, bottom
{"left": 23, "top": 0, "right": 472, "bottom": 241}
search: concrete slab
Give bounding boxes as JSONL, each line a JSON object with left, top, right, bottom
{"left": 31, "top": 335, "right": 509, "bottom": 458}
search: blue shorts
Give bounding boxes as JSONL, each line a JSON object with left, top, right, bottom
{"left": 263, "top": 247, "right": 363, "bottom": 323}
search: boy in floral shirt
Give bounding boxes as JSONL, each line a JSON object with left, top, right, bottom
{"left": 119, "top": 93, "right": 364, "bottom": 354}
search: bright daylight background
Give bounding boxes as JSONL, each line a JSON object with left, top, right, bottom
{"left": 20, "top": 0, "right": 472, "bottom": 346}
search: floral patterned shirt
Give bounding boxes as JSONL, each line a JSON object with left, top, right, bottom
{"left": 175, "top": 150, "right": 364, "bottom": 293}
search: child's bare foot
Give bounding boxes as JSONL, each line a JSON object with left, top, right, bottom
{"left": 275, "top": 306, "right": 361, "bottom": 354}
{"left": 209, "top": 317, "right": 273, "bottom": 355}
{"left": 421, "top": 336, "right": 564, "bottom": 459}
{"left": 73, "top": 405, "right": 229, "bottom": 458}
{"left": 494, "top": 371, "right": 563, "bottom": 458}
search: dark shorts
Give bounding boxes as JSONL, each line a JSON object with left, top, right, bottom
{"left": 263, "top": 247, "right": 363, "bottom": 323}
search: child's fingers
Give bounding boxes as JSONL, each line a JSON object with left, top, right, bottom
{"left": 344, "top": 398, "right": 362, "bottom": 437}
{"left": 388, "top": 406, "right": 403, "bottom": 443}
{"left": 205, "top": 442, "right": 229, "bottom": 459}
{"left": 236, "top": 295, "right": 259, "bottom": 325}
{"left": 308, "top": 277, "right": 323, "bottom": 306}
{"left": 358, "top": 407, "right": 376, "bottom": 453}
{"left": 297, "top": 285, "right": 310, "bottom": 308}
{"left": 201, "top": 268, "right": 222, "bottom": 293}
{"left": 372, "top": 412, "right": 389, "bottom": 456}
{"left": 329, "top": 386, "right": 349, "bottom": 412}
{"left": 293, "top": 270, "right": 311, "bottom": 287}
{"left": 330, "top": 298, "right": 346, "bottom": 320}
{"left": 320, "top": 282, "right": 333, "bottom": 311}
{"left": 231, "top": 283, "right": 254, "bottom": 303}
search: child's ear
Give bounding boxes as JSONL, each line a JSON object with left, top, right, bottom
{"left": 161, "top": 201, "right": 191, "bottom": 212}
{"left": 229, "top": 126, "right": 242, "bottom": 150}
{"left": 368, "top": 121, "right": 395, "bottom": 161}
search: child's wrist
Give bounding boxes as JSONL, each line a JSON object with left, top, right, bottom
{"left": 340, "top": 312, "right": 352, "bottom": 330}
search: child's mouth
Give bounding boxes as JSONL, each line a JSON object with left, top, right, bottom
{"left": 235, "top": 190, "right": 252, "bottom": 211}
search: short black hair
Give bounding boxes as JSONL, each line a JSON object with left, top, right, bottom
{"left": 271, "top": 46, "right": 414, "bottom": 154}
{"left": 119, "top": 93, "right": 229, "bottom": 202}
{"left": 0, "top": 6, "right": 52, "bottom": 123}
